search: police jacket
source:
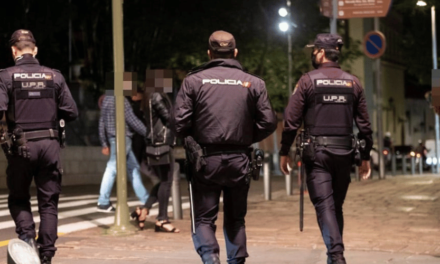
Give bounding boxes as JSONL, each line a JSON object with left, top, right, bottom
{"left": 0, "top": 54, "right": 78, "bottom": 131}
{"left": 174, "top": 59, "right": 277, "bottom": 146}
{"left": 146, "top": 92, "right": 175, "bottom": 146}
{"left": 280, "top": 62, "right": 373, "bottom": 160}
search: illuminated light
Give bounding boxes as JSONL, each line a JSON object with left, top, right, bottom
{"left": 427, "top": 157, "right": 432, "bottom": 165}
{"left": 278, "top": 7, "right": 288, "bottom": 17}
{"left": 416, "top": 153, "right": 421, "bottom": 158}
{"left": 297, "top": 161, "right": 302, "bottom": 167}
{"left": 416, "top": 1, "right": 427, "bottom": 7}
{"left": 401, "top": 195, "right": 438, "bottom": 201}
{"left": 433, "top": 157, "right": 438, "bottom": 165}
{"left": 383, "top": 150, "right": 389, "bottom": 156}
{"left": 410, "top": 151, "right": 416, "bottom": 157}
{"left": 279, "top": 22, "right": 289, "bottom": 32}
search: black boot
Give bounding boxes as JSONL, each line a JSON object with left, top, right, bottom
{"left": 40, "top": 255, "right": 52, "bottom": 264}
{"left": 22, "top": 237, "right": 39, "bottom": 256}
{"left": 203, "top": 254, "right": 221, "bottom": 264}
{"left": 331, "top": 254, "right": 346, "bottom": 264}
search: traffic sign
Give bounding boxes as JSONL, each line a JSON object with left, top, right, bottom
{"left": 321, "top": 0, "right": 392, "bottom": 19}
{"left": 363, "top": 31, "right": 386, "bottom": 59}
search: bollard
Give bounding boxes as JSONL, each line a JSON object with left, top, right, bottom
{"left": 172, "top": 162, "right": 183, "bottom": 220}
{"left": 391, "top": 154, "right": 396, "bottom": 176}
{"left": 418, "top": 157, "right": 423, "bottom": 175}
{"left": 411, "top": 156, "right": 416, "bottom": 175}
{"left": 402, "top": 156, "right": 407, "bottom": 175}
{"left": 264, "top": 153, "right": 271, "bottom": 201}
{"left": 285, "top": 162, "right": 292, "bottom": 196}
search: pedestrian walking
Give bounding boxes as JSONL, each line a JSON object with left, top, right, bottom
{"left": 279, "top": 34, "right": 373, "bottom": 264}
{"left": 97, "top": 95, "right": 149, "bottom": 214}
{"left": 131, "top": 90, "right": 179, "bottom": 233}
{"left": 174, "top": 30, "right": 277, "bottom": 264}
{"left": 0, "top": 29, "right": 78, "bottom": 264}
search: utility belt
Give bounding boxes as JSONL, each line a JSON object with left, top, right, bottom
{"left": 202, "top": 144, "right": 252, "bottom": 156}
{"left": 312, "top": 136, "right": 355, "bottom": 149}
{"left": 0, "top": 121, "right": 66, "bottom": 159}
{"left": 23, "top": 129, "right": 59, "bottom": 141}
{"left": 184, "top": 137, "right": 263, "bottom": 181}
{"left": 298, "top": 133, "right": 365, "bottom": 166}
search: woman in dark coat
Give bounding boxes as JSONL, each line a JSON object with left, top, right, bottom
{"left": 131, "top": 91, "right": 179, "bottom": 233}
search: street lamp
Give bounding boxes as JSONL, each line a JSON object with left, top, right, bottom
{"left": 279, "top": 7, "right": 288, "bottom": 17}
{"left": 417, "top": 1, "right": 427, "bottom": 7}
{"left": 277, "top": 2, "right": 293, "bottom": 192}
{"left": 417, "top": 0, "right": 439, "bottom": 173}
{"left": 279, "top": 21, "right": 289, "bottom": 32}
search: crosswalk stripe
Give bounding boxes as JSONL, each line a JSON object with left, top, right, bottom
{"left": 57, "top": 202, "right": 191, "bottom": 233}
{"left": 0, "top": 202, "right": 191, "bottom": 248}
{"left": 0, "top": 200, "right": 145, "bottom": 230}
{"left": 0, "top": 195, "right": 100, "bottom": 208}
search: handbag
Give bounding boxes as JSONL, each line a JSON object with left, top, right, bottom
{"left": 145, "top": 95, "right": 172, "bottom": 166}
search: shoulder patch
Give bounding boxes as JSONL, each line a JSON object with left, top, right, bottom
{"left": 292, "top": 83, "right": 299, "bottom": 95}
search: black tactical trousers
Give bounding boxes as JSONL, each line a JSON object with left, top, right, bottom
{"left": 192, "top": 153, "right": 250, "bottom": 264}
{"left": 7, "top": 139, "right": 62, "bottom": 258}
{"left": 305, "top": 147, "right": 352, "bottom": 260}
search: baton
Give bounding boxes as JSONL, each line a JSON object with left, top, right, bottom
{"left": 188, "top": 179, "right": 196, "bottom": 235}
{"left": 184, "top": 159, "right": 196, "bottom": 235}
{"left": 299, "top": 129, "right": 305, "bottom": 232}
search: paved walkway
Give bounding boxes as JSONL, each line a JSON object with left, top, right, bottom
{"left": 1, "top": 174, "right": 440, "bottom": 263}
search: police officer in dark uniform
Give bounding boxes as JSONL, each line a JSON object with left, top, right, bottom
{"left": 279, "top": 34, "right": 373, "bottom": 264}
{"left": 174, "top": 30, "right": 277, "bottom": 264}
{"left": 0, "top": 29, "right": 78, "bottom": 264}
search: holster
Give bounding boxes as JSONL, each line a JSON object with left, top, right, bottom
{"left": 59, "top": 119, "right": 66, "bottom": 148}
{"left": 184, "top": 136, "right": 206, "bottom": 172}
{"left": 302, "top": 139, "right": 315, "bottom": 164}
{"left": 0, "top": 128, "right": 12, "bottom": 156}
{"left": 354, "top": 138, "right": 366, "bottom": 166}
{"left": 248, "top": 149, "right": 264, "bottom": 181}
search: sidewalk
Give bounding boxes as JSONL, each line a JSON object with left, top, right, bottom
{"left": 2, "top": 173, "right": 440, "bottom": 263}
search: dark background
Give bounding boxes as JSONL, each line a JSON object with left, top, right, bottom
{"left": 0, "top": 0, "right": 438, "bottom": 144}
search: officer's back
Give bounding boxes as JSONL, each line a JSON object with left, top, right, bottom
{"left": 0, "top": 29, "right": 78, "bottom": 264}
{"left": 174, "top": 30, "right": 276, "bottom": 264}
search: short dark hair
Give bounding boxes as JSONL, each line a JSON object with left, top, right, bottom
{"left": 323, "top": 48, "right": 340, "bottom": 62}
{"left": 210, "top": 49, "right": 234, "bottom": 59}
{"left": 13, "top": 41, "right": 35, "bottom": 51}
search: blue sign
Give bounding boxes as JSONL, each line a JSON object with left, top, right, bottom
{"left": 363, "top": 31, "right": 387, "bottom": 59}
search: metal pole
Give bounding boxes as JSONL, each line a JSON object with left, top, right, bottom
{"left": 286, "top": 0, "right": 293, "bottom": 95}
{"left": 411, "top": 156, "right": 416, "bottom": 175}
{"left": 391, "top": 153, "right": 396, "bottom": 176}
{"left": 272, "top": 131, "right": 282, "bottom": 175}
{"left": 330, "top": 0, "right": 338, "bottom": 34}
{"left": 402, "top": 156, "right": 407, "bottom": 174}
{"left": 432, "top": 6, "right": 440, "bottom": 174}
{"left": 375, "top": 17, "right": 385, "bottom": 180}
{"left": 264, "top": 153, "right": 271, "bottom": 201}
{"left": 418, "top": 157, "right": 423, "bottom": 174}
{"left": 68, "top": 0, "right": 72, "bottom": 82}
{"left": 108, "top": 0, "right": 135, "bottom": 235}
{"left": 172, "top": 161, "right": 183, "bottom": 220}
